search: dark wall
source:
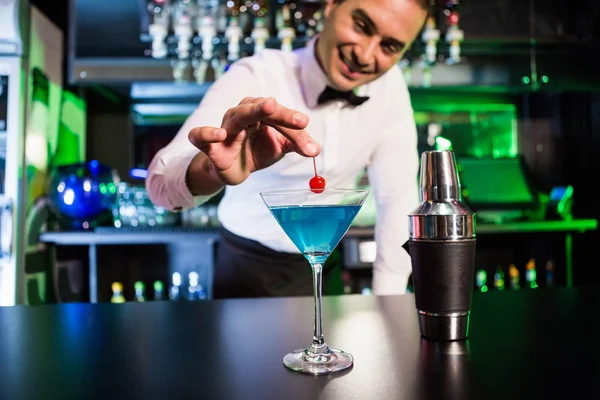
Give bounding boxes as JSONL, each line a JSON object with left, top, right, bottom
{"left": 84, "top": 87, "right": 134, "bottom": 181}
{"left": 562, "top": 94, "right": 600, "bottom": 286}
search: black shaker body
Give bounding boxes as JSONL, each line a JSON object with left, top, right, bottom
{"left": 408, "top": 239, "right": 476, "bottom": 313}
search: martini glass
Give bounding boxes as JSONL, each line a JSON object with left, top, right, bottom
{"left": 260, "top": 188, "right": 370, "bottom": 375}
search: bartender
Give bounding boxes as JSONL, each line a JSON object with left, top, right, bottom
{"left": 146, "top": 0, "right": 428, "bottom": 298}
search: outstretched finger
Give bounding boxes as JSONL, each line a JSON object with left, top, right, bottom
{"left": 265, "top": 123, "right": 321, "bottom": 157}
{"left": 262, "top": 102, "right": 310, "bottom": 131}
{"left": 223, "top": 97, "right": 308, "bottom": 135}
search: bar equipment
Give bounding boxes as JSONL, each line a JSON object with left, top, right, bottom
{"left": 407, "top": 150, "right": 476, "bottom": 341}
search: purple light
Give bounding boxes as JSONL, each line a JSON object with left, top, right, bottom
{"left": 130, "top": 168, "right": 148, "bottom": 179}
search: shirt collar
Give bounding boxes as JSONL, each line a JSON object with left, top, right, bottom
{"left": 297, "top": 36, "right": 371, "bottom": 109}
{"left": 297, "top": 36, "right": 329, "bottom": 109}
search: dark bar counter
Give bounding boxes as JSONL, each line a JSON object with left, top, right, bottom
{"left": 0, "top": 287, "right": 598, "bottom": 399}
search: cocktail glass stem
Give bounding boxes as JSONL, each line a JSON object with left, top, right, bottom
{"left": 310, "top": 262, "right": 326, "bottom": 350}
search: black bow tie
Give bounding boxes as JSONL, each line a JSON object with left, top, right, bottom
{"left": 317, "top": 86, "right": 369, "bottom": 106}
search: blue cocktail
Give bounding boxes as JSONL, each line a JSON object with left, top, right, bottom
{"left": 261, "top": 189, "right": 369, "bottom": 375}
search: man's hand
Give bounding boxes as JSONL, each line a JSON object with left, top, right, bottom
{"left": 187, "top": 97, "right": 320, "bottom": 187}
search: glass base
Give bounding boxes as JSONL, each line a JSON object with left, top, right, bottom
{"left": 283, "top": 344, "right": 354, "bottom": 375}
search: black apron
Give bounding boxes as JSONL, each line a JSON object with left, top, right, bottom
{"left": 213, "top": 227, "right": 343, "bottom": 299}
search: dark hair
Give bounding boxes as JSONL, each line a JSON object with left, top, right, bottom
{"left": 334, "top": 0, "right": 430, "bottom": 11}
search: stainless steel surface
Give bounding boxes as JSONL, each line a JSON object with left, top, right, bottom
{"left": 418, "top": 311, "right": 470, "bottom": 341}
{"left": 419, "top": 150, "right": 461, "bottom": 202}
{"left": 409, "top": 213, "right": 475, "bottom": 240}
{"left": 409, "top": 150, "right": 476, "bottom": 241}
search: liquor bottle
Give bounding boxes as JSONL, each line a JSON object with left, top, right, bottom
{"left": 134, "top": 281, "right": 146, "bottom": 302}
{"left": 545, "top": 260, "right": 555, "bottom": 286}
{"left": 188, "top": 271, "right": 208, "bottom": 300}
{"left": 188, "top": 272, "right": 198, "bottom": 300}
{"left": 169, "top": 272, "right": 181, "bottom": 301}
{"left": 111, "top": 282, "right": 125, "bottom": 304}
{"left": 154, "top": 280, "right": 165, "bottom": 300}
{"left": 475, "top": 270, "right": 488, "bottom": 292}
{"left": 494, "top": 266, "right": 505, "bottom": 290}
{"left": 508, "top": 264, "right": 520, "bottom": 290}
{"left": 526, "top": 258, "right": 539, "bottom": 289}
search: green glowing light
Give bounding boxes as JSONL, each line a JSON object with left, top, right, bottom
{"left": 556, "top": 185, "right": 574, "bottom": 216}
{"left": 108, "top": 183, "right": 116, "bottom": 194}
{"left": 522, "top": 76, "right": 530, "bottom": 84}
{"left": 435, "top": 136, "right": 453, "bottom": 150}
{"left": 541, "top": 75, "right": 549, "bottom": 83}
{"left": 481, "top": 285, "right": 488, "bottom": 293}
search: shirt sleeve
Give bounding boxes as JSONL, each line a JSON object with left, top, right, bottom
{"left": 367, "top": 75, "right": 419, "bottom": 295}
{"left": 146, "top": 58, "right": 263, "bottom": 210}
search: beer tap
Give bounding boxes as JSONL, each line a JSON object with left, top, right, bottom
{"left": 172, "top": 0, "right": 195, "bottom": 81}
{"left": 193, "top": 0, "right": 217, "bottom": 83}
{"left": 251, "top": 17, "right": 269, "bottom": 54}
{"left": 250, "top": 0, "right": 269, "bottom": 54}
{"left": 445, "top": 0, "right": 464, "bottom": 64}
{"left": 173, "top": 0, "right": 195, "bottom": 59}
{"left": 277, "top": 3, "right": 295, "bottom": 51}
{"left": 422, "top": 14, "right": 440, "bottom": 65}
{"left": 147, "top": 0, "right": 171, "bottom": 59}
{"left": 225, "top": 16, "right": 243, "bottom": 63}
{"left": 418, "top": 3, "right": 438, "bottom": 87}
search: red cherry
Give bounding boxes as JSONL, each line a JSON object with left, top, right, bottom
{"left": 310, "top": 175, "right": 326, "bottom": 194}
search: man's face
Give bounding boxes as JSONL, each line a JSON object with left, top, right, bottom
{"left": 316, "top": 0, "right": 427, "bottom": 91}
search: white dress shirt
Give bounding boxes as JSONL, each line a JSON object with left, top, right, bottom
{"left": 146, "top": 38, "right": 419, "bottom": 295}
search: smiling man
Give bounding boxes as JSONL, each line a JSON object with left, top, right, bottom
{"left": 147, "top": 0, "right": 429, "bottom": 299}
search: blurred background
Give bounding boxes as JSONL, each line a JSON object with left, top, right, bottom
{"left": 1, "top": 0, "right": 599, "bottom": 305}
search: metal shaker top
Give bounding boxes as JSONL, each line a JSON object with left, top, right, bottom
{"left": 409, "top": 151, "right": 476, "bottom": 241}
{"left": 420, "top": 149, "right": 462, "bottom": 202}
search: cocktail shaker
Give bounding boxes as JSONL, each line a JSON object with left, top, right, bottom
{"left": 407, "top": 150, "right": 476, "bottom": 341}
